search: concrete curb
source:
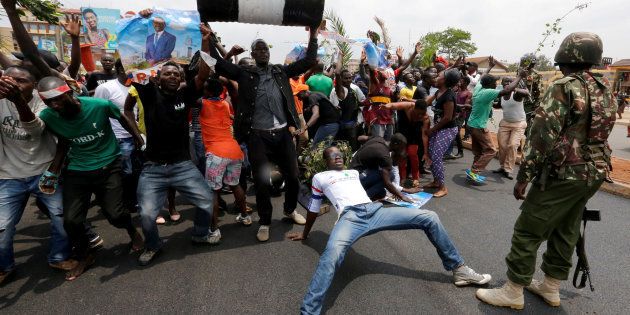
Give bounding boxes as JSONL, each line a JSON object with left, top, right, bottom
{"left": 461, "top": 140, "right": 630, "bottom": 199}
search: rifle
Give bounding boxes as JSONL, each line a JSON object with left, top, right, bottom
{"left": 573, "top": 207, "right": 601, "bottom": 292}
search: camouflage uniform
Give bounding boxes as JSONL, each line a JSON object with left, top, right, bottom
{"left": 506, "top": 33, "right": 617, "bottom": 286}
{"left": 523, "top": 71, "right": 543, "bottom": 136}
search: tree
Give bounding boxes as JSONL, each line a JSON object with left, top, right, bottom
{"left": 324, "top": 10, "right": 352, "bottom": 68}
{"left": 508, "top": 53, "right": 555, "bottom": 72}
{"left": 1, "top": 0, "right": 63, "bottom": 24}
{"left": 419, "top": 27, "right": 477, "bottom": 65}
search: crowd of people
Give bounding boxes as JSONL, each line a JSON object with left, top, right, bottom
{"left": 0, "top": 1, "right": 619, "bottom": 313}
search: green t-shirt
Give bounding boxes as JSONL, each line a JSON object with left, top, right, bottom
{"left": 468, "top": 84, "right": 500, "bottom": 129}
{"left": 39, "top": 96, "right": 121, "bottom": 171}
{"left": 306, "top": 73, "right": 334, "bottom": 97}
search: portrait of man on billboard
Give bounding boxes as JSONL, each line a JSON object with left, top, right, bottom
{"left": 145, "top": 16, "right": 176, "bottom": 65}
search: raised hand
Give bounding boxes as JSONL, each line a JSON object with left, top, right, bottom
{"left": 61, "top": 15, "right": 81, "bottom": 38}
{"left": 488, "top": 56, "right": 496, "bottom": 68}
{"left": 200, "top": 23, "right": 214, "bottom": 41}
{"left": 138, "top": 8, "right": 153, "bottom": 18}
{"left": 229, "top": 45, "right": 245, "bottom": 56}
{"left": 414, "top": 42, "right": 423, "bottom": 54}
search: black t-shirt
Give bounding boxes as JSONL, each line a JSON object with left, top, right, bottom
{"left": 350, "top": 137, "right": 393, "bottom": 171}
{"left": 87, "top": 72, "right": 116, "bottom": 92}
{"left": 434, "top": 89, "right": 457, "bottom": 129}
{"left": 413, "top": 85, "right": 429, "bottom": 100}
{"left": 133, "top": 81, "right": 197, "bottom": 164}
{"left": 339, "top": 88, "right": 359, "bottom": 123}
{"left": 308, "top": 92, "right": 340, "bottom": 125}
{"left": 397, "top": 109, "right": 422, "bottom": 144}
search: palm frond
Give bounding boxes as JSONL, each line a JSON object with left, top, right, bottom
{"left": 324, "top": 9, "right": 352, "bottom": 68}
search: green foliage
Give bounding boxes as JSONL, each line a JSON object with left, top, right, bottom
{"left": 419, "top": 27, "right": 477, "bottom": 63}
{"left": 15, "top": 0, "right": 63, "bottom": 24}
{"left": 535, "top": 3, "right": 590, "bottom": 54}
{"left": 300, "top": 138, "right": 353, "bottom": 184}
{"left": 324, "top": 10, "right": 352, "bottom": 68}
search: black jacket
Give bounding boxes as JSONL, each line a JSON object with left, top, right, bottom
{"left": 210, "top": 38, "right": 318, "bottom": 143}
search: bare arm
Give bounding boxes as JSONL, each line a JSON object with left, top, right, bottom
{"left": 0, "top": 52, "right": 16, "bottom": 69}
{"left": 302, "top": 105, "right": 320, "bottom": 133}
{"left": 430, "top": 100, "right": 455, "bottom": 133}
{"left": 381, "top": 167, "right": 411, "bottom": 202}
{"left": 499, "top": 71, "right": 528, "bottom": 97}
{"left": 61, "top": 16, "right": 82, "bottom": 79}
{"left": 2, "top": 2, "right": 53, "bottom": 77}
{"left": 380, "top": 101, "right": 414, "bottom": 111}
{"left": 396, "top": 42, "right": 422, "bottom": 74}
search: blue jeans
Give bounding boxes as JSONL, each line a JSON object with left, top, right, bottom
{"left": 0, "top": 175, "right": 70, "bottom": 271}
{"left": 193, "top": 131, "right": 206, "bottom": 174}
{"left": 137, "top": 160, "right": 214, "bottom": 250}
{"left": 359, "top": 168, "right": 394, "bottom": 200}
{"left": 371, "top": 123, "right": 394, "bottom": 141}
{"left": 312, "top": 123, "right": 339, "bottom": 147}
{"left": 300, "top": 202, "right": 464, "bottom": 314}
{"left": 118, "top": 137, "right": 135, "bottom": 176}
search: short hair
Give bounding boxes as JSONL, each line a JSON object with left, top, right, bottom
{"left": 480, "top": 74, "right": 498, "bottom": 87}
{"left": 444, "top": 69, "right": 461, "bottom": 88}
{"left": 461, "top": 76, "right": 471, "bottom": 85}
{"left": 161, "top": 61, "right": 182, "bottom": 72}
{"left": 251, "top": 39, "right": 268, "bottom": 51}
{"left": 467, "top": 61, "right": 478, "bottom": 68}
{"left": 153, "top": 16, "right": 166, "bottom": 23}
{"left": 4, "top": 66, "right": 35, "bottom": 82}
{"left": 390, "top": 133, "right": 407, "bottom": 146}
{"left": 414, "top": 99, "right": 427, "bottom": 111}
{"left": 238, "top": 57, "right": 253, "bottom": 66}
{"left": 82, "top": 8, "right": 97, "bottom": 17}
{"left": 313, "top": 63, "right": 325, "bottom": 73}
{"left": 204, "top": 78, "right": 223, "bottom": 97}
{"left": 340, "top": 69, "right": 351, "bottom": 76}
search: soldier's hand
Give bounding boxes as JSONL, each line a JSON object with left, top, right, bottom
{"left": 513, "top": 181, "right": 528, "bottom": 200}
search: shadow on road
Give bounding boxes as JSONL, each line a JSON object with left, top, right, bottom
{"left": 300, "top": 230, "right": 453, "bottom": 313}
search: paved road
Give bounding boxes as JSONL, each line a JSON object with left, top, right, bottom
{"left": 1, "top": 155, "right": 628, "bottom": 314}
{"left": 488, "top": 110, "right": 630, "bottom": 160}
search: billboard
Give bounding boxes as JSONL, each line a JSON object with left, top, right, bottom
{"left": 116, "top": 8, "right": 201, "bottom": 69}
{"left": 81, "top": 7, "right": 120, "bottom": 49}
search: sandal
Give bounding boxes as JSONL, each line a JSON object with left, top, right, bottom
{"left": 65, "top": 255, "right": 95, "bottom": 281}
{"left": 433, "top": 187, "right": 448, "bottom": 198}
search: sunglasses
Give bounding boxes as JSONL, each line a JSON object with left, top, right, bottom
{"left": 328, "top": 152, "right": 344, "bottom": 160}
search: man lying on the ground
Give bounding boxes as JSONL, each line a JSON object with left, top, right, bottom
{"left": 287, "top": 145, "right": 491, "bottom": 315}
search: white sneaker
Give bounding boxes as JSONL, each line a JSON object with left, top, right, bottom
{"left": 236, "top": 214, "right": 252, "bottom": 226}
{"left": 453, "top": 265, "right": 492, "bottom": 286}
{"left": 285, "top": 210, "right": 306, "bottom": 225}
{"left": 191, "top": 229, "right": 221, "bottom": 245}
{"left": 257, "top": 225, "right": 270, "bottom": 242}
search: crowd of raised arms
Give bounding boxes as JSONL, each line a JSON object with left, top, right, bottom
{"left": 0, "top": 0, "right": 618, "bottom": 313}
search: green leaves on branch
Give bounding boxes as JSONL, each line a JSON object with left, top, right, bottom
{"left": 324, "top": 9, "right": 352, "bottom": 68}
{"left": 15, "top": 0, "right": 63, "bottom": 24}
{"left": 418, "top": 27, "right": 477, "bottom": 67}
{"left": 535, "top": 2, "right": 590, "bottom": 54}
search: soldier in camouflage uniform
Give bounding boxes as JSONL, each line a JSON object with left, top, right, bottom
{"left": 476, "top": 32, "right": 617, "bottom": 310}
{"left": 519, "top": 55, "right": 544, "bottom": 136}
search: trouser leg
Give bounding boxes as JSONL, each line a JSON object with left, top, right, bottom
{"left": 248, "top": 132, "right": 274, "bottom": 225}
{"left": 301, "top": 206, "right": 370, "bottom": 315}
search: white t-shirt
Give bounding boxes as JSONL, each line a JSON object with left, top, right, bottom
{"left": 94, "top": 79, "right": 131, "bottom": 139}
{"left": 309, "top": 169, "right": 372, "bottom": 215}
{"left": 467, "top": 72, "right": 481, "bottom": 92}
{"left": 0, "top": 92, "right": 56, "bottom": 179}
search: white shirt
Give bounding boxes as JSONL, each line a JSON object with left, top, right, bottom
{"left": 309, "top": 169, "right": 372, "bottom": 215}
{"left": 329, "top": 83, "right": 366, "bottom": 107}
{"left": 0, "top": 92, "right": 56, "bottom": 179}
{"left": 94, "top": 79, "right": 131, "bottom": 139}
{"left": 467, "top": 72, "right": 481, "bottom": 91}
{"left": 154, "top": 30, "right": 164, "bottom": 44}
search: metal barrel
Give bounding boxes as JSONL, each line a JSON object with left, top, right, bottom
{"left": 197, "top": 0, "right": 325, "bottom": 27}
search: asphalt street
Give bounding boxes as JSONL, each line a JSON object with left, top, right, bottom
{"left": 1, "top": 155, "right": 628, "bottom": 314}
{"left": 487, "top": 109, "right": 630, "bottom": 160}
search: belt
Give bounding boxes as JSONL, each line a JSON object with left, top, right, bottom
{"left": 251, "top": 127, "right": 287, "bottom": 136}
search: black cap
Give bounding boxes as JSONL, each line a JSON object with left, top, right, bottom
{"left": 12, "top": 49, "right": 61, "bottom": 69}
